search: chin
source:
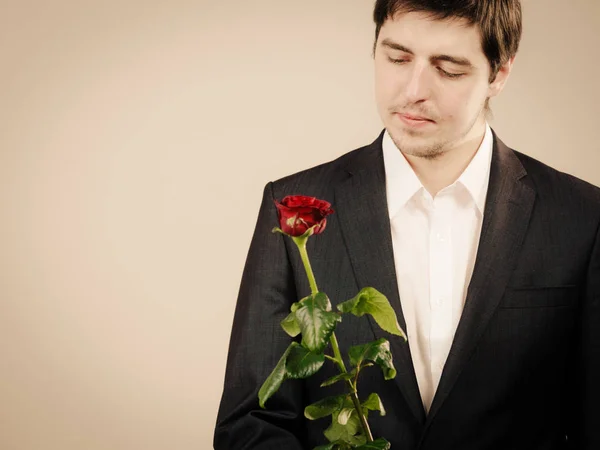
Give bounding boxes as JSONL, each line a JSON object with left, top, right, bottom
{"left": 405, "top": 147, "right": 446, "bottom": 159}
{"left": 389, "top": 132, "right": 446, "bottom": 158}
{"left": 389, "top": 128, "right": 432, "bottom": 144}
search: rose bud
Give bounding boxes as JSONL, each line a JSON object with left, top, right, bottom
{"left": 274, "top": 195, "right": 334, "bottom": 237}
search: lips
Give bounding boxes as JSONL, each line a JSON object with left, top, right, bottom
{"left": 398, "top": 113, "right": 434, "bottom": 122}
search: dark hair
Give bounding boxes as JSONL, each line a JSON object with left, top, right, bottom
{"left": 373, "top": 0, "right": 522, "bottom": 83}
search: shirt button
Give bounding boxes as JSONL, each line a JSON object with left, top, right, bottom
{"left": 436, "top": 232, "right": 445, "bottom": 242}
{"left": 435, "top": 297, "right": 444, "bottom": 306}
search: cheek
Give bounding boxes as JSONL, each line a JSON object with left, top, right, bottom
{"left": 374, "top": 61, "right": 404, "bottom": 97}
{"left": 438, "top": 82, "right": 486, "bottom": 119}
{"left": 374, "top": 69, "right": 394, "bottom": 101}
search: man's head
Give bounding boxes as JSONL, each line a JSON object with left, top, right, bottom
{"left": 373, "top": 0, "right": 522, "bottom": 160}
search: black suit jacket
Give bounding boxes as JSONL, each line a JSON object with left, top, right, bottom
{"left": 214, "top": 130, "right": 600, "bottom": 449}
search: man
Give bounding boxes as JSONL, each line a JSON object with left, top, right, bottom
{"left": 214, "top": 1, "right": 600, "bottom": 448}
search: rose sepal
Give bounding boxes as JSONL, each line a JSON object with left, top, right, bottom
{"left": 272, "top": 224, "right": 317, "bottom": 240}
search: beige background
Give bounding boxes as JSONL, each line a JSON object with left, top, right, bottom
{"left": 0, "top": 1, "right": 598, "bottom": 449}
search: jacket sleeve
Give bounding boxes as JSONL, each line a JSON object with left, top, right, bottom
{"left": 214, "top": 181, "right": 305, "bottom": 450}
{"left": 569, "top": 220, "right": 600, "bottom": 449}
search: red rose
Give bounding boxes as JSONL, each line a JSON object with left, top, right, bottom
{"left": 274, "top": 195, "right": 334, "bottom": 237}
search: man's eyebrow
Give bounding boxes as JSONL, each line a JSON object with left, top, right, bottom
{"left": 380, "top": 38, "right": 474, "bottom": 68}
{"left": 380, "top": 38, "right": 414, "bottom": 54}
{"left": 431, "top": 54, "right": 474, "bottom": 68}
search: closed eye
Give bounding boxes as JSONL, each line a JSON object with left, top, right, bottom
{"left": 437, "top": 67, "right": 464, "bottom": 79}
{"left": 387, "top": 57, "right": 465, "bottom": 79}
{"left": 388, "top": 56, "right": 465, "bottom": 79}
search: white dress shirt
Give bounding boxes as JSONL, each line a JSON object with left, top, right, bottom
{"left": 382, "top": 124, "right": 494, "bottom": 414}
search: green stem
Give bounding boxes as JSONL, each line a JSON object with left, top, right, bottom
{"left": 295, "top": 238, "right": 318, "bottom": 295}
{"left": 349, "top": 389, "right": 374, "bottom": 443}
{"left": 328, "top": 333, "right": 347, "bottom": 374}
{"left": 331, "top": 336, "right": 374, "bottom": 442}
{"left": 293, "top": 236, "right": 374, "bottom": 443}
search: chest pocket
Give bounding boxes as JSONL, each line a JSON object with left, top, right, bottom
{"left": 499, "top": 285, "right": 579, "bottom": 309}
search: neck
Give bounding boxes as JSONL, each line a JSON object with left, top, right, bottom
{"left": 403, "top": 121, "right": 487, "bottom": 197}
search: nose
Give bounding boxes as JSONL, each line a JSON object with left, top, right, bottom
{"left": 404, "top": 62, "right": 431, "bottom": 104}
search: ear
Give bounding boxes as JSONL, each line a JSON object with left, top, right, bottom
{"left": 488, "top": 56, "right": 515, "bottom": 99}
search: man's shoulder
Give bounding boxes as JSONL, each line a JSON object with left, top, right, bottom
{"left": 269, "top": 135, "right": 381, "bottom": 197}
{"left": 512, "top": 148, "right": 600, "bottom": 210}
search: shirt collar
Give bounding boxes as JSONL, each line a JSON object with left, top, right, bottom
{"left": 382, "top": 131, "right": 423, "bottom": 220}
{"left": 456, "top": 122, "right": 493, "bottom": 214}
{"left": 382, "top": 123, "right": 494, "bottom": 219}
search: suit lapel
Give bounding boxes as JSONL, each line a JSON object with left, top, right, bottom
{"left": 334, "top": 133, "right": 427, "bottom": 425}
{"left": 423, "top": 132, "right": 536, "bottom": 431}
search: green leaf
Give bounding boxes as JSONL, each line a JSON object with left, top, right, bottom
{"left": 361, "top": 393, "right": 386, "bottom": 417}
{"left": 323, "top": 398, "right": 367, "bottom": 446}
{"left": 295, "top": 293, "right": 341, "bottom": 352}
{"left": 280, "top": 312, "right": 301, "bottom": 337}
{"left": 286, "top": 293, "right": 334, "bottom": 339}
{"left": 324, "top": 415, "right": 367, "bottom": 447}
{"left": 298, "top": 291, "right": 332, "bottom": 311}
{"left": 285, "top": 344, "right": 325, "bottom": 379}
{"left": 305, "top": 394, "right": 346, "bottom": 420}
{"left": 313, "top": 441, "right": 353, "bottom": 450}
{"left": 258, "top": 342, "right": 297, "bottom": 408}
{"left": 348, "top": 338, "right": 397, "bottom": 380}
{"left": 313, "top": 443, "right": 337, "bottom": 450}
{"left": 337, "top": 407, "right": 354, "bottom": 425}
{"left": 355, "top": 438, "right": 391, "bottom": 450}
{"left": 337, "top": 287, "right": 407, "bottom": 340}
{"left": 320, "top": 371, "right": 355, "bottom": 388}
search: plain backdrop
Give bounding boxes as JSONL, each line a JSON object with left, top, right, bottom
{"left": 0, "top": 1, "right": 598, "bottom": 449}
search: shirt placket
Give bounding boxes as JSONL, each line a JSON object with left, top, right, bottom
{"left": 427, "top": 193, "right": 454, "bottom": 390}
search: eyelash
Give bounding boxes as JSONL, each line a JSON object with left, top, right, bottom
{"left": 387, "top": 58, "right": 465, "bottom": 79}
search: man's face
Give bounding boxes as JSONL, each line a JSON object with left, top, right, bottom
{"left": 374, "top": 12, "right": 507, "bottom": 159}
